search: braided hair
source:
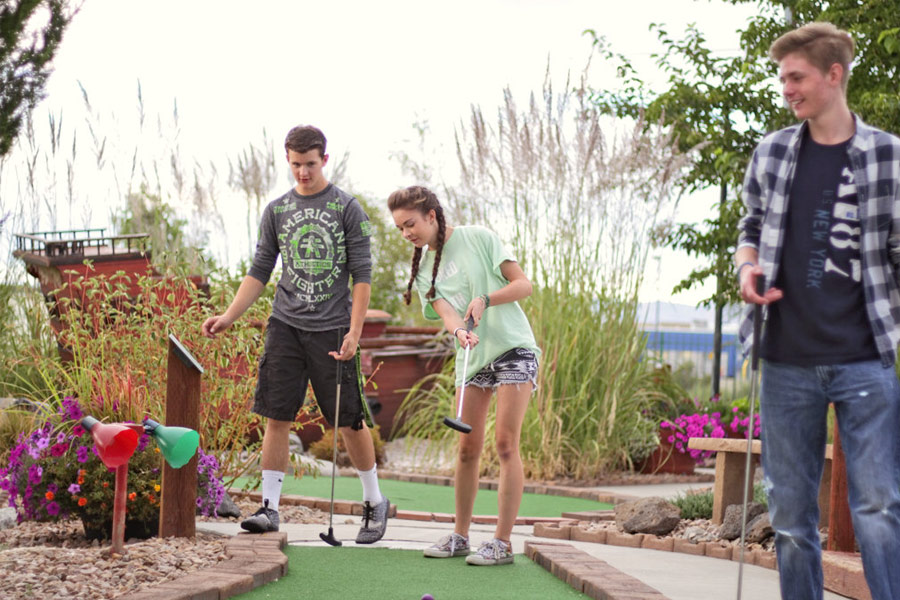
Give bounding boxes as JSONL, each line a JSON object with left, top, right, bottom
{"left": 387, "top": 186, "right": 447, "bottom": 305}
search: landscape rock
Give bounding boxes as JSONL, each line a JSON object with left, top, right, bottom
{"left": 745, "top": 512, "right": 774, "bottom": 544}
{"left": 614, "top": 496, "right": 681, "bottom": 536}
{"left": 683, "top": 525, "right": 717, "bottom": 543}
{"left": 719, "top": 502, "right": 766, "bottom": 540}
{"left": 0, "top": 507, "right": 16, "bottom": 531}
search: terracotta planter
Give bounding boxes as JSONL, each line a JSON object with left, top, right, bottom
{"left": 639, "top": 429, "right": 695, "bottom": 475}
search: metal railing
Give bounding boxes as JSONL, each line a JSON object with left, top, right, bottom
{"left": 14, "top": 229, "right": 150, "bottom": 258}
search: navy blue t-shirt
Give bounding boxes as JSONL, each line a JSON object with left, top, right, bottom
{"left": 761, "top": 131, "right": 878, "bottom": 365}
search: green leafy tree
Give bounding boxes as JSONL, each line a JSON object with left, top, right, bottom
{"left": 0, "top": 0, "right": 79, "bottom": 157}
{"left": 591, "top": 1, "right": 900, "bottom": 394}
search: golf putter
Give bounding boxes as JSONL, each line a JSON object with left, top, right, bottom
{"left": 443, "top": 316, "right": 475, "bottom": 434}
{"left": 320, "top": 329, "right": 344, "bottom": 547}
{"left": 736, "top": 275, "right": 765, "bottom": 600}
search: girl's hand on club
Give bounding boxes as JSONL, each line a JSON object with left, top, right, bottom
{"left": 464, "top": 298, "right": 487, "bottom": 327}
{"left": 455, "top": 329, "right": 479, "bottom": 349}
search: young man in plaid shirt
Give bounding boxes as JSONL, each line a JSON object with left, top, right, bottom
{"left": 736, "top": 22, "right": 900, "bottom": 600}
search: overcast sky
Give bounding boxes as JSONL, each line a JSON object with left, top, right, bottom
{"left": 16, "top": 0, "right": 762, "bottom": 305}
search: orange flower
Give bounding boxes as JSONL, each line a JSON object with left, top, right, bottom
{"left": 128, "top": 492, "right": 137, "bottom": 501}
{"left": 154, "top": 484, "right": 161, "bottom": 492}
{"left": 78, "top": 497, "right": 87, "bottom": 507}
{"left": 77, "top": 476, "right": 85, "bottom": 485}
{"left": 45, "top": 491, "right": 55, "bottom": 501}
{"left": 78, "top": 469, "right": 86, "bottom": 477}
{"left": 148, "top": 494, "right": 156, "bottom": 504}
{"left": 102, "top": 482, "right": 108, "bottom": 488}
{"left": 154, "top": 447, "right": 161, "bottom": 453}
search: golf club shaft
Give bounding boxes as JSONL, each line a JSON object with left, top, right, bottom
{"left": 456, "top": 344, "right": 470, "bottom": 420}
{"left": 328, "top": 330, "right": 344, "bottom": 530}
{"left": 737, "top": 276, "right": 765, "bottom": 600}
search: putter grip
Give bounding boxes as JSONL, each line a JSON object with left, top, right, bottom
{"left": 466, "top": 315, "right": 474, "bottom": 332}
{"left": 751, "top": 275, "right": 765, "bottom": 369}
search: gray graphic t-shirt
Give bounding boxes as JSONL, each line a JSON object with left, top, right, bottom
{"left": 248, "top": 184, "right": 372, "bottom": 331}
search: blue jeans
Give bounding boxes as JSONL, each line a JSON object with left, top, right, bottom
{"left": 760, "top": 360, "right": 900, "bottom": 600}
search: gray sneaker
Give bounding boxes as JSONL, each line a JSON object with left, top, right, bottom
{"left": 355, "top": 496, "right": 390, "bottom": 544}
{"left": 466, "top": 539, "right": 514, "bottom": 566}
{"left": 423, "top": 533, "right": 470, "bottom": 558}
{"left": 240, "top": 500, "right": 279, "bottom": 533}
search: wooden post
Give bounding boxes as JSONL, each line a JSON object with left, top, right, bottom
{"left": 827, "top": 417, "right": 855, "bottom": 552}
{"left": 159, "top": 334, "right": 204, "bottom": 538}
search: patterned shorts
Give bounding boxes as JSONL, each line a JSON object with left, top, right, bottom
{"left": 467, "top": 348, "right": 538, "bottom": 390}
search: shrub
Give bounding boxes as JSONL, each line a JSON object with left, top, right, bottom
{"left": 672, "top": 489, "right": 714, "bottom": 520}
{"left": 308, "top": 425, "right": 387, "bottom": 468}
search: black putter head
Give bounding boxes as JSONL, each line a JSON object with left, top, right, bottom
{"left": 319, "top": 527, "right": 342, "bottom": 547}
{"left": 443, "top": 416, "right": 472, "bottom": 434}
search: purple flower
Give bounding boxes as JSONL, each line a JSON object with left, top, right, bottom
{"left": 68, "top": 483, "right": 81, "bottom": 494}
{"left": 27, "top": 464, "right": 43, "bottom": 485}
{"left": 76, "top": 446, "right": 90, "bottom": 463}
{"left": 45, "top": 501, "right": 60, "bottom": 516}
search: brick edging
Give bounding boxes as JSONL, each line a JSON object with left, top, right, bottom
{"left": 526, "top": 540, "right": 670, "bottom": 599}
{"left": 533, "top": 522, "right": 872, "bottom": 600}
{"left": 115, "top": 531, "right": 289, "bottom": 600}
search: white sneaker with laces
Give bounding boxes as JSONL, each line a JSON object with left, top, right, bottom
{"left": 465, "top": 538, "right": 514, "bottom": 566}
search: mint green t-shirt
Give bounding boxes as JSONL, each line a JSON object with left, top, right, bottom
{"left": 415, "top": 225, "right": 541, "bottom": 387}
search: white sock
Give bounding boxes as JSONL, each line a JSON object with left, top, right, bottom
{"left": 261, "top": 470, "right": 284, "bottom": 511}
{"left": 357, "top": 465, "right": 383, "bottom": 504}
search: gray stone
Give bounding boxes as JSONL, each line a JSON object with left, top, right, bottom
{"left": 719, "top": 502, "right": 766, "bottom": 540}
{"left": 214, "top": 491, "right": 241, "bottom": 518}
{"left": 614, "top": 496, "right": 681, "bottom": 536}
{"left": 684, "top": 525, "right": 716, "bottom": 543}
{"left": 745, "top": 512, "right": 774, "bottom": 543}
{"left": 0, "top": 507, "right": 17, "bottom": 530}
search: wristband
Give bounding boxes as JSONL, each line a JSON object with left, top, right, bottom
{"left": 480, "top": 293, "right": 491, "bottom": 308}
{"left": 452, "top": 327, "right": 465, "bottom": 338}
{"left": 736, "top": 261, "right": 756, "bottom": 282}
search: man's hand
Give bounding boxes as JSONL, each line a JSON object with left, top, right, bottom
{"left": 739, "top": 265, "right": 783, "bottom": 305}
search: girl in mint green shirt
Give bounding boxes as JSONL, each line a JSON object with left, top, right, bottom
{"left": 388, "top": 185, "right": 540, "bottom": 567}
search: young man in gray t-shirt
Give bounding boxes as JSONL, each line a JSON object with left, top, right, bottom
{"left": 201, "top": 125, "right": 389, "bottom": 543}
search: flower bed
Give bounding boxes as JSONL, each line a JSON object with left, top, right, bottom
{"left": 0, "top": 397, "right": 226, "bottom": 538}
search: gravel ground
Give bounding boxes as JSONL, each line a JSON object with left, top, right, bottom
{"left": 0, "top": 497, "right": 326, "bottom": 599}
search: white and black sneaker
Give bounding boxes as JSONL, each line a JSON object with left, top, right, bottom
{"left": 424, "top": 533, "right": 470, "bottom": 558}
{"left": 240, "top": 499, "right": 279, "bottom": 533}
{"left": 355, "top": 496, "right": 390, "bottom": 544}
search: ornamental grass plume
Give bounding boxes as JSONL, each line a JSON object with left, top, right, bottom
{"left": 0, "top": 397, "right": 227, "bottom": 536}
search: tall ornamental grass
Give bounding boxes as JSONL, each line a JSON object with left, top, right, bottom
{"left": 399, "top": 72, "right": 697, "bottom": 478}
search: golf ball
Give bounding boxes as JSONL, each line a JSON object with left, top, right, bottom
{"left": 421, "top": 595, "right": 434, "bottom": 600}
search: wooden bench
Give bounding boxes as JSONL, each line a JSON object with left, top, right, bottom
{"left": 688, "top": 432, "right": 854, "bottom": 551}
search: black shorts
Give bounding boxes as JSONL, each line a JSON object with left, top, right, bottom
{"left": 252, "top": 317, "right": 367, "bottom": 429}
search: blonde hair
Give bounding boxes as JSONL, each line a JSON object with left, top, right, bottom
{"left": 770, "top": 22, "right": 855, "bottom": 91}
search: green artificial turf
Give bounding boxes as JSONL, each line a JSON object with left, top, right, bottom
{"left": 234, "top": 546, "right": 589, "bottom": 599}
{"left": 233, "top": 475, "right": 612, "bottom": 516}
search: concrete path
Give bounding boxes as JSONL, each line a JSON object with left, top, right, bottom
{"left": 198, "top": 514, "right": 850, "bottom": 600}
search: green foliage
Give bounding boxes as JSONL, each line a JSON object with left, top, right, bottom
{"left": 0, "top": 0, "right": 79, "bottom": 157}
{"left": 113, "top": 185, "right": 208, "bottom": 273}
{"left": 672, "top": 489, "right": 714, "bottom": 520}
{"left": 672, "top": 483, "right": 767, "bottom": 521}
{"left": 0, "top": 268, "right": 280, "bottom": 485}
{"left": 590, "top": 1, "right": 900, "bottom": 306}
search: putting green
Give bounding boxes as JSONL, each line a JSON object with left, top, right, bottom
{"left": 234, "top": 546, "right": 588, "bottom": 599}
{"left": 233, "top": 475, "right": 612, "bottom": 516}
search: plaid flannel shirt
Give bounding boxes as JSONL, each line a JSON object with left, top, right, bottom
{"left": 737, "top": 115, "right": 900, "bottom": 367}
